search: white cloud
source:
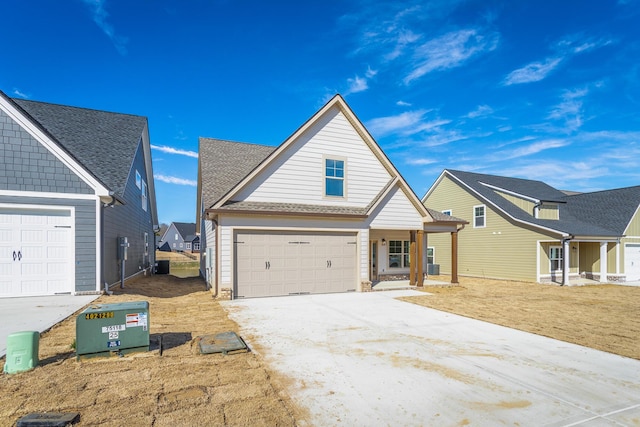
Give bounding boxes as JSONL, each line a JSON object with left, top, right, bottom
{"left": 466, "top": 104, "right": 494, "bottom": 118}
{"left": 12, "top": 88, "right": 29, "bottom": 98}
{"left": 365, "top": 66, "right": 378, "bottom": 78}
{"left": 151, "top": 144, "right": 198, "bottom": 158}
{"left": 405, "top": 157, "right": 437, "bottom": 166}
{"left": 396, "top": 100, "right": 412, "bottom": 107}
{"left": 492, "top": 139, "right": 569, "bottom": 160}
{"left": 547, "top": 88, "right": 588, "bottom": 132}
{"left": 366, "top": 110, "right": 429, "bottom": 137}
{"left": 345, "top": 75, "right": 368, "bottom": 95}
{"left": 503, "top": 57, "right": 563, "bottom": 85}
{"left": 81, "top": 0, "right": 128, "bottom": 55}
{"left": 403, "top": 29, "right": 499, "bottom": 85}
{"left": 154, "top": 174, "right": 197, "bottom": 187}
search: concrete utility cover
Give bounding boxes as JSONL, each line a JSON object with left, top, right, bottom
{"left": 196, "top": 331, "right": 247, "bottom": 355}
{"left": 224, "top": 290, "right": 640, "bottom": 426}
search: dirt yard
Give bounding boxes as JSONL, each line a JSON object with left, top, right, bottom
{"left": 0, "top": 274, "right": 300, "bottom": 426}
{"left": 1, "top": 273, "right": 638, "bottom": 426}
{"left": 401, "top": 276, "right": 640, "bottom": 360}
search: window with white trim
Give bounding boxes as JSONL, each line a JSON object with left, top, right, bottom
{"left": 186, "top": 242, "right": 191, "bottom": 250}
{"left": 427, "top": 247, "right": 435, "bottom": 265}
{"left": 325, "top": 158, "right": 345, "bottom": 197}
{"left": 388, "top": 240, "right": 410, "bottom": 268}
{"left": 194, "top": 242, "right": 200, "bottom": 251}
{"left": 175, "top": 233, "right": 178, "bottom": 240}
{"left": 473, "top": 204, "right": 486, "bottom": 228}
{"left": 144, "top": 232, "right": 149, "bottom": 256}
{"left": 550, "top": 246, "right": 563, "bottom": 271}
{"left": 141, "top": 180, "right": 148, "bottom": 211}
{"left": 442, "top": 210, "right": 452, "bottom": 216}
{"left": 135, "top": 170, "right": 141, "bottom": 189}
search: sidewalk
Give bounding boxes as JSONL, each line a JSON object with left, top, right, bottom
{"left": 0, "top": 295, "right": 99, "bottom": 357}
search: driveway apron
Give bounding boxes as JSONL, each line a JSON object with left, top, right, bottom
{"left": 224, "top": 290, "right": 640, "bottom": 427}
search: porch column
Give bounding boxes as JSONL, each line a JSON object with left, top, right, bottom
{"left": 451, "top": 231, "right": 459, "bottom": 284}
{"left": 409, "top": 230, "right": 416, "bottom": 286}
{"left": 562, "top": 239, "right": 570, "bottom": 285}
{"left": 417, "top": 230, "right": 424, "bottom": 287}
{"left": 600, "top": 242, "right": 608, "bottom": 283}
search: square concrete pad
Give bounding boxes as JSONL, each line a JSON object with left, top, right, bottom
{"left": 224, "top": 290, "right": 640, "bottom": 426}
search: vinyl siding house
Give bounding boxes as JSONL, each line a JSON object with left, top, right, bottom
{"left": 422, "top": 169, "right": 640, "bottom": 284}
{"left": 197, "top": 95, "right": 466, "bottom": 299}
{"left": 0, "top": 91, "right": 158, "bottom": 297}
{"left": 159, "top": 222, "right": 200, "bottom": 253}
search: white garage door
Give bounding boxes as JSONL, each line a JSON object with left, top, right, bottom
{"left": 625, "top": 243, "right": 640, "bottom": 281}
{"left": 235, "top": 231, "right": 357, "bottom": 298}
{"left": 0, "top": 207, "right": 74, "bottom": 297}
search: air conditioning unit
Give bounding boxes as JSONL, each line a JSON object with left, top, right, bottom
{"left": 76, "top": 301, "right": 149, "bottom": 359}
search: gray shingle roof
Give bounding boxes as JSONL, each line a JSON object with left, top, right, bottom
{"left": 214, "top": 200, "right": 368, "bottom": 217}
{"left": 199, "top": 138, "right": 275, "bottom": 210}
{"left": 13, "top": 98, "right": 147, "bottom": 197}
{"left": 173, "top": 222, "right": 197, "bottom": 239}
{"left": 446, "top": 169, "right": 640, "bottom": 237}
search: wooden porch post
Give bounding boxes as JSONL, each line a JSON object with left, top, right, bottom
{"left": 417, "top": 230, "right": 424, "bottom": 287}
{"left": 409, "top": 230, "right": 416, "bottom": 286}
{"left": 451, "top": 230, "right": 459, "bottom": 284}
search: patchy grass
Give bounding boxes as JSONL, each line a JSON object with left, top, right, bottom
{"left": 401, "top": 276, "right": 640, "bottom": 360}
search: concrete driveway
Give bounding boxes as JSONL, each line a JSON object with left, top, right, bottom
{"left": 0, "top": 295, "right": 98, "bottom": 357}
{"left": 224, "top": 290, "right": 640, "bottom": 427}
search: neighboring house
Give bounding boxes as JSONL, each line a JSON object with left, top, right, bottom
{"left": 197, "top": 95, "right": 466, "bottom": 299}
{"left": 422, "top": 169, "right": 640, "bottom": 284}
{"left": 0, "top": 91, "right": 158, "bottom": 297}
{"left": 158, "top": 222, "right": 200, "bottom": 253}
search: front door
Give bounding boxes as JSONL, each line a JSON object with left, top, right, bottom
{"left": 369, "top": 241, "right": 378, "bottom": 282}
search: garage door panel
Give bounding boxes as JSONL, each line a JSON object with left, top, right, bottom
{"left": 235, "top": 231, "right": 357, "bottom": 298}
{"left": 0, "top": 208, "right": 73, "bottom": 297}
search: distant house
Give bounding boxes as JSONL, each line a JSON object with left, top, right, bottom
{"left": 159, "top": 222, "right": 200, "bottom": 253}
{"left": 197, "top": 95, "right": 466, "bottom": 299}
{"left": 0, "top": 91, "right": 158, "bottom": 297}
{"left": 422, "top": 169, "right": 640, "bottom": 284}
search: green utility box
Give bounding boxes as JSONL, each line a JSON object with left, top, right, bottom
{"left": 3, "top": 331, "right": 39, "bottom": 374}
{"left": 76, "top": 301, "right": 149, "bottom": 359}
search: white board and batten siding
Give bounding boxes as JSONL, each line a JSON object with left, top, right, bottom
{"left": 368, "top": 186, "right": 424, "bottom": 230}
{"left": 234, "top": 108, "right": 392, "bottom": 208}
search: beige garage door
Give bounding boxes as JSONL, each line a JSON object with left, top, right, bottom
{"left": 0, "top": 207, "right": 74, "bottom": 297}
{"left": 234, "top": 231, "right": 357, "bottom": 298}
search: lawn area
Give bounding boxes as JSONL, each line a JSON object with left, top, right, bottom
{"left": 0, "top": 275, "right": 299, "bottom": 426}
{"left": 400, "top": 276, "right": 640, "bottom": 360}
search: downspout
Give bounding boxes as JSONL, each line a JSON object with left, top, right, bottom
{"left": 102, "top": 193, "right": 117, "bottom": 295}
{"left": 561, "top": 235, "right": 573, "bottom": 286}
{"left": 210, "top": 218, "right": 219, "bottom": 298}
{"left": 533, "top": 201, "right": 542, "bottom": 219}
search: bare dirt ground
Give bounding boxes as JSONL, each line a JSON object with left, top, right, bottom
{"left": 401, "top": 275, "right": 640, "bottom": 360}
{"left": 2, "top": 271, "right": 638, "bottom": 426}
{"left": 0, "top": 274, "right": 299, "bottom": 426}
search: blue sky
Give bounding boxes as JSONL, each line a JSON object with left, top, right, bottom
{"left": 2, "top": 0, "right": 640, "bottom": 224}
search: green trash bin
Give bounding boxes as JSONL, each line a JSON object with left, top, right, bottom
{"left": 3, "top": 331, "right": 39, "bottom": 374}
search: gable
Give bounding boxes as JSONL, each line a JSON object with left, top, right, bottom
{"left": 368, "top": 185, "right": 424, "bottom": 229}
{"left": 0, "top": 107, "right": 93, "bottom": 195}
{"left": 232, "top": 106, "right": 393, "bottom": 208}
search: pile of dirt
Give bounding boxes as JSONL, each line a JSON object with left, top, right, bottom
{"left": 401, "top": 276, "right": 640, "bottom": 360}
{"left": 0, "top": 275, "right": 299, "bottom": 426}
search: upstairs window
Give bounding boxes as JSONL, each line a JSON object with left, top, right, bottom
{"left": 473, "top": 205, "right": 485, "bottom": 228}
{"left": 135, "top": 170, "right": 141, "bottom": 189}
{"left": 325, "top": 158, "right": 345, "bottom": 197}
{"left": 442, "top": 210, "right": 452, "bottom": 216}
{"left": 141, "top": 180, "right": 148, "bottom": 211}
